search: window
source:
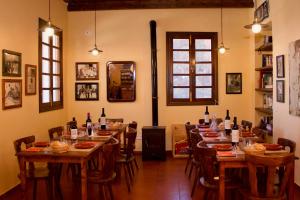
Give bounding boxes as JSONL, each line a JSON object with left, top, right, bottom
{"left": 166, "top": 32, "right": 218, "bottom": 106}
{"left": 38, "top": 18, "right": 63, "bottom": 112}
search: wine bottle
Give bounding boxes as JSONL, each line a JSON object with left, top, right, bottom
{"left": 204, "top": 106, "right": 209, "bottom": 125}
{"left": 100, "top": 108, "right": 106, "bottom": 130}
{"left": 231, "top": 117, "right": 239, "bottom": 146}
{"left": 70, "top": 117, "right": 78, "bottom": 139}
{"left": 86, "top": 113, "right": 92, "bottom": 136}
{"left": 224, "top": 110, "right": 231, "bottom": 135}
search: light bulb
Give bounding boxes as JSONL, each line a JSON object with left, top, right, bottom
{"left": 219, "top": 46, "right": 226, "bottom": 54}
{"left": 252, "top": 23, "right": 262, "bottom": 33}
{"left": 44, "top": 26, "right": 54, "bottom": 37}
{"left": 91, "top": 48, "right": 99, "bottom": 56}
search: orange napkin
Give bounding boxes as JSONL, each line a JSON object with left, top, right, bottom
{"left": 199, "top": 128, "right": 212, "bottom": 132}
{"left": 217, "top": 151, "right": 235, "bottom": 157}
{"left": 24, "top": 147, "right": 43, "bottom": 152}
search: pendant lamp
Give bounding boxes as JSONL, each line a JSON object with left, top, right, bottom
{"left": 88, "top": 8, "right": 103, "bottom": 56}
{"left": 218, "top": 3, "right": 229, "bottom": 54}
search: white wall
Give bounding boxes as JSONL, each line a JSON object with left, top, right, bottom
{"left": 270, "top": 0, "right": 300, "bottom": 186}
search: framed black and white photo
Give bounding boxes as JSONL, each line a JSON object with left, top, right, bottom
{"left": 255, "top": 0, "right": 269, "bottom": 22}
{"left": 25, "top": 64, "right": 37, "bottom": 95}
{"left": 226, "top": 73, "right": 242, "bottom": 94}
{"left": 75, "top": 82, "right": 99, "bottom": 101}
{"left": 2, "top": 49, "right": 22, "bottom": 77}
{"left": 276, "top": 55, "right": 285, "bottom": 78}
{"left": 276, "top": 80, "right": 285, "bottom": 103}
{"left": 76, "top": 62, "right": 99, "bottom": 80}
{"left": 2, "top": 79, "right": 22, "bottom": 110}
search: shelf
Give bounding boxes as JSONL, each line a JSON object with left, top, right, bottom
{"left": 255, "top": 107, "right": 273, "bottom": 115}
{"left": 255, "top": 66, "right": 273, "bottom": 71}
{"left": 255, "top": 43, "right": 273, "bottom": 51}
{"left": 255, "top": 88, "right": 273, "bottom": 93}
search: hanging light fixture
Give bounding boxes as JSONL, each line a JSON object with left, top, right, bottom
{"left": 244, "top": 0, "right": 269, "bottom": 34}
{"left": 42, "top": 0, "right": 61, "bottom": 37}
{"left": 88, "top": 7, "right": 103, "bottom": 56}
{"left": 218, "top": 2, "right": 229, "bottom": 54}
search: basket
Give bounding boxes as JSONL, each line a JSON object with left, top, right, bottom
{"left": 50, "top": 141, "right": 69, "bottom": 153}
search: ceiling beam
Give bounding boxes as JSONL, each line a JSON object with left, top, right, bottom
{"left": 65, "top": 0, "right": 254, "bottom": 12}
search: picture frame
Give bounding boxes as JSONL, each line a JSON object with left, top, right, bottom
{"left": 107, "top": 61, "right": 136, "bottom": 102}
{"left": 276, "top": 55, "right": 285, "bottom": 78}
{"left": 226, "top": 73, "right": 242, "bottom": 94}
{"left": 2, "top": 79, "right": 22, "bottom": 110}
{"left": 75, "top": 82, "right": 99, "bottom": 101}
{"left": 75, "top": 62, "right": 99, "bottom": 80}
{"left": 2, "top": 49, "right": 22, "bottom": 77}
{"left": 276, "top": 80, "right": 285, "bottom": 103}
{"left": 25, "top": 64, "right": 37, "bottom": 95}
{"left": 255, "top": 0, "right": 269, "bottom": 22}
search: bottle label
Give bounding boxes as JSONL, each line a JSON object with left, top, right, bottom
{"left": 71, "top": 129, "right": 78, "bottom": 139}
{"left": 231, "top": 130, "right": 239, "bottom": 143}
{"left": 225, "top": 120, "right": 231, "bottom": 129}
{"left": 100, "top": 117, "right": 106, "bottom": 125}
{"left": 87, "top": 122, "right": 92, "bottom": 128}
{"left": 204, "top": 115, "right": 209, "bottom": 123}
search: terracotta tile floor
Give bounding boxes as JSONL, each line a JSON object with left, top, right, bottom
{"left": 2, "top": 156, "right": 300, "bottom": 200}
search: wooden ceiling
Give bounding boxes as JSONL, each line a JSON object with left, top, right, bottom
{"left": 64, "top": 0, "right": 254, "bottom": 11}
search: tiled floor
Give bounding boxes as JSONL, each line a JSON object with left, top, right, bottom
{"left": 2, "top": 156, "right": 300, "bottom": 200}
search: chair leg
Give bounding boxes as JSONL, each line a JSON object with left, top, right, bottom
{"left": 133, "top": 157, "right": 139, "bottom": 170}
{"left": 191, "top": 167, "right": 200, "bottom": 197}
{"left": 126, "top": 163, "right": 133, "bottom": 183}
{"left": 129, "top": 161, "right": 135, "bottom": 176}
{"left": 189, "top": 163, "right": 194, "bottom": 179}
{"left": 108, "top": 183, "right": 114, "bottom": 200}
{"left": 185, "top": 155, "right": 191, "bottom": 174}
{"left": 123, "top": 164, "right": 131, "bottom": 192}
{"left": 46, "top": 177, "right": 53, "bottom": 200}
{"left": 33, "top": 180, "right": 37, "bottom": 200}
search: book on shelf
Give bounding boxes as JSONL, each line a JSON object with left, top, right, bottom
{"left": 262, "top": 54, "right": 273, "bottom": 67}
{"left": 262, "top": 73, "right": 273, "bottom": 89}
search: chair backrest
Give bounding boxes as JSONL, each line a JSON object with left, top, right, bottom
{"left": 48, "top": 126, "right": 64, "bottom": 140}
{"left": 14, "top": 135, "right": 35, "bottom": 170}
{"left": 193, "top": 141, "right": 207, "bottom": 162}
{"left": 277, "top": 138, "right": 296, "bottom": 153}
{"left": 246, "top": 153, "right": 295, "bottom": 199}
{"left": 190, "top": 128, "right": 202, "bottom": 150}
{"left": 128, "top": 121, "right": 137, "bottom": 129}
{"left": 185, "top": 122, "right": 196, "bottom": 147}
{"left": 124, "top": 128, "right": 137, "bottom": 159}
{"left": 197, "top": 145, "right": 218, "bottom": 185}
{"left": 102, "top": 137, "right": 119, "bottom": 178}
{"left": 106, "top": 118, "right": 124, "bottom": 123}
{"left": 252, "top": 127, "right": 267, "bottom": 143}
{"left": 241, "top": 120, "right": 253, "bottom": 131}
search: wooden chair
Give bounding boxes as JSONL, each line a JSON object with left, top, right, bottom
{"left": 88, "top": 137, "right": 119, "bottom": 200}
{"left": 184, "top": 122, "right": 196, "bottom": 174}
{"left": 241, "top": 120, "right": 253, "bottom": 131}
{"left": 128, "top": 121, "right": 139, "bottom": 170}
{"left": 277, "top": 137, "right": 296, "bottom": 153}
{"left": 240, "top": 153, "right": 295, "bottom": 200}
{"left": 116, "top": 128, "right": 137, "bottom": 192}
{"left": 188, "top": 128, "right": 203, "bottom": 179}
{"left": 14, "top": 135, "right": 53, "bottom": 200}
{"left": 252, "top": 127, "right": 267, "bottom": 143}
{"left": 48, "top": 126, "right": 64, "bottom": 140}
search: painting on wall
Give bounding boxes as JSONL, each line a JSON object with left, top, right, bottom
{"left": 289, "top": 39, "right": 300, "bottom": 116}
{"left": 2, "top": 49, "right": 22, "bottom": 77}
{"left": 2, "top": 79, "right": 22, "bottom": 110}
{"left": 276, "top": 55, "right": 285, "bottom": 78}
{"left": 276, "top": 80, "right": 285, "bottom": 103}
{"left": 75, "top": 82, "right": 99, "bottom": 101}
{"left": 226, "top": 73, "right": 242, "bottom": 94}
{"left": 76, "top": 62, "right": 99, "bottom": 80}
{"left": 25, "top": 64, "right": 37, "bottom": 95}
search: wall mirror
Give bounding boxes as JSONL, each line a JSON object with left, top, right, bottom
{"left": 107, "top": 61, "right": 136, "bottom": 102}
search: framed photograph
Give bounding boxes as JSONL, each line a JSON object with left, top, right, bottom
{"left": 276, "top": 55, "right": 285, "bottom": 78}
{"left": 226, "top": 73, "right": 242, "bottom": 94}
{"left": 2, "top": 79, "right": 22, "bottom": 110}
{"left": 2, "top": 49, "right": 22, "bottom": 77}
{"left": 25, "top": 64, "right": 37, "bottom": 95}
{"left": 75, "top": 82, "right": 99, "bottom": 101}
{"left": 276, "top": 80, "right": 285, "bottom": 103}
{"left": 75, "top": 62, "right": 99, "bottom": 80}
{"left": 255, "top": 0, "right": 269, "bottom": 22}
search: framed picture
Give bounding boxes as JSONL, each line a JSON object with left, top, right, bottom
{"left": 75, "top": 82, "right": 99, "bottom": 101}
{"left": 276, "top": 55, "right": 285, "bottom": 78}
{"left": 276, "top": 80, "right": 285, "bottom": 103}
{"left": 25, "top": 64, "right": 37, "bottom": 95}
{"left": 75, "top": 62, "right": 99, "bottom": 80}
{"left": 226, "top": 73, "right": 242, "bottom": 94}
{"left": 2, "top": 79, "right": 22, "bottom": 110}
{"left": 2, "top": 49, "right": 22, "bottom": 77}
{"left": 255, "top": 0, "right": 269, "bottom": 22}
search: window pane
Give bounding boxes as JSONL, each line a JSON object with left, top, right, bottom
{"left": 196, "top": 76, "right": 212, "bottom": 86}
{"left": 53, "top": 89, "right": 60, "bottom": 102}
{"left": 196, "top": 64, "right": 212, "bottom": 74}
{"left": 42, "top": 45, "right": 49, "bottom": 58}
{"left": 53, "top": 35, "right": 60, "bottom": 47}
{"left": 173, "top": 76, "right": 189, "bottom": 86}
{"left": 195, "top": 39, "right": 211, "bottom": 49}
{"left": 53, "top": 48, "right": 60, "bottom": 61}
{"left": 173, "top": 88, "right": 189, "bottom": 99}
{"left": 42, "top": 59, "right": 50, "bottom": 73}
{"left": 42, "top": 75, "right": 50, "bottom": 88}
{"left": 53, "top": 76, "right": 60, "bottom": 88}
{"left": 173, "top": 39, "right": 189, "bottom": 49}
{"left": 42, "top": 32, "right": 49, "bottom": 44}
{"left": 173, "top": 63, "right": 189, "bottom": 74}
{"left": 195, "top": 51, "right": 211, "bottom": 62}
{"left": 53, "top": 62, "right": 60, "bottom": 74}
{"left": 173, "top": 51, "right": 189, "bottom": 62}
{"left": 196, "top": 88, "right": 212, "bottom": 98}
{"left": 42, "top": 90, "right": 50, "bottom": 103}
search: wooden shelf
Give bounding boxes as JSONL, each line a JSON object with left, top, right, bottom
{"left": 255, "top": 107, "right": 273, "bottom": 115}
{"left": 255, "top": 66, "right": 273, "bottom": 71}
{"left": 255, "top": 88, "right": 273, "bottom": 93}
{"left": 255, "top": 43, "right": 273, "bottom": 51}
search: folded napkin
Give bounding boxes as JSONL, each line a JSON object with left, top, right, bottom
{"left": 217, "top": 151, "right": 235, "bottom": 157}
{"left": 24, "top": 147, "right": 43, "bottom": 152}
